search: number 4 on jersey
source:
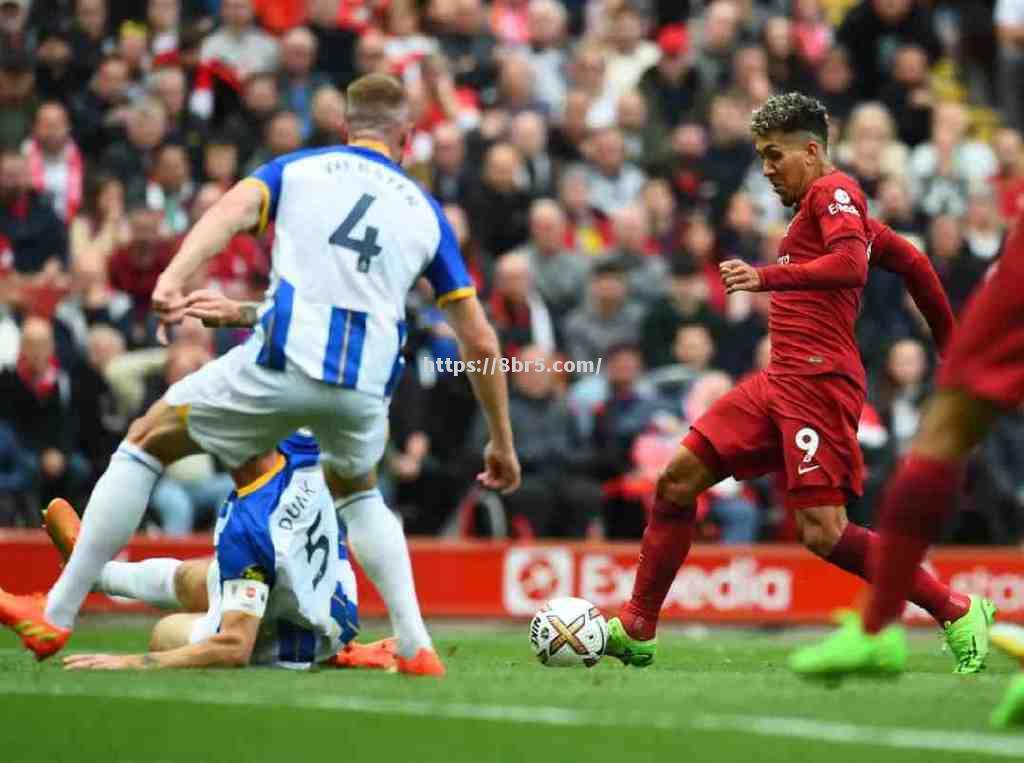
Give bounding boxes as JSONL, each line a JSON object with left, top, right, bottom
{"left": 330, "top": 193, "right": 381, "bottom": 273}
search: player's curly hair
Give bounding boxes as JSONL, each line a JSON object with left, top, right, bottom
{"left": 750, "top": 92, "right": 829, "bottom": 146}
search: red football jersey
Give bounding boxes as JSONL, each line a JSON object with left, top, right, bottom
{"left": 765, "top": 170, "right": 870, "bottom": 388}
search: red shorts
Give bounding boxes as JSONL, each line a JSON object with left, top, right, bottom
{"left": 684, "top": 370, "right": 865, "bottom": 510}
{"left": 938, "top": 252, "right": 1024, "bottom": 408}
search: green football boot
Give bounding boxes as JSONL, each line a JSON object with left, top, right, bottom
{"left": 789, "top": 611, "right": 908, "bottom": 679}
{"left": 991, "top": 674, "right": 1024, "bottom": 729}
{"left": 605, "top": 617, "right": 657, "bottom": 667}
{"left": 943, "top": 595, "right": 997, "bottom": 674}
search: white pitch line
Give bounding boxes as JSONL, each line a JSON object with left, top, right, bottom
{"left": 1, "top": 682, "right": 1022, "bottom": 758}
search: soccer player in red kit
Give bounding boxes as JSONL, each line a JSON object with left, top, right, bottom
{"left": 603, "top": 93, "right": 995, "bottom": 673}
{"left": 792, "top": 211, "right": 1024, "bottom": 725}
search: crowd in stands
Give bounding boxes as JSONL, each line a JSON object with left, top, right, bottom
{"left": 1, "top": 0, "right": 1023, "bottom": 544}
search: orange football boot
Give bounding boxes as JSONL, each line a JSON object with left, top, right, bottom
{"left": 332, "top": 637, "right": 397, "bottom": 670}
{"left": 393, "top": 647, "right": 446, "bottom": 677}
{"left": 0, "top": 588, "right": 71, "bottom": 661}
{"left": 43, "top": 498, "right": 81, "bottom": 562}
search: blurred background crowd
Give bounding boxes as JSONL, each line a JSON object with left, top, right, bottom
{"left": 0, "top": 0, "right": 1022, "bottom": 543}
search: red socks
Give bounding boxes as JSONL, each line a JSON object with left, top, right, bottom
{"left": 620, "top": 499, "right": 696, "bottom": 641}
{"left": 864, "top": 455, "right": 963, "bottom": 633}
{"left": 826, "top": 521, "right": 969, "bottom": 627}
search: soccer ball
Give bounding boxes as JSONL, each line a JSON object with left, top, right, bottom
{"left": 529, "top": 597, "right": 607, "bottom": 667}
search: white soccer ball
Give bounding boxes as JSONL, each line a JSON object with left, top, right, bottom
{"left": 529, "top": 596, "right": 607, "bottom": 667}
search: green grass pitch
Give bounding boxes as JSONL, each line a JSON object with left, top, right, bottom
{"left": 1, "top": 619, "right": 1022, "bottom": 763}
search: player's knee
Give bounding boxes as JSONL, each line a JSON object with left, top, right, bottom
{"left": 911, "top": 390, "right": 998, "bottom": 461}
{"left": 150, "top": 613, "right": 195, "bottom": 652}
{"left": 174, "top": 559, "right": 210, "bottom": 613}
{"left": 125, "top": 402, "right": 194, "bottom": 465}
{"left": 656, "top": 448, "right": 715, "bottom": 506}
{"left": 796, "top": 512, "right": 845, "bottom": 558}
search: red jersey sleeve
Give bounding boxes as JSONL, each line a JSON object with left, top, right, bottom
{"left": 759, "top": 179, "right": 869, "bottom": 291}
{"left": 868, "top": 220, "right": 955, "bottom": 355}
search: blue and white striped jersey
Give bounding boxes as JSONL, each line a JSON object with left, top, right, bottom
{"left": 244, "top": 143, "right": 475, "bottom": 398}
{"left": 200, "top": 432, "right": 359, "bottom": 668}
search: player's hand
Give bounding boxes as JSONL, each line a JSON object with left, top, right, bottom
{"left": 477, "top": 441, "right": 521, "bottom": 495}
{"left": 719, "top": 259, "right": 763, "bottom": 294}
{"left": 184, "top": 289, "right": 250, "bottom": 328}
{"left": 63, "top": 653, "right": 147, "bottom": 670}
{"left": 152, "top": 273, "right": 188, "bottom": 345}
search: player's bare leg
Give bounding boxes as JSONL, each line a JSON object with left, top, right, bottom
{"left": 150, "top": 613, "right": 205, "bottom": 652}
{"left": 606, "top": 445, "right": 719, "bottom": 666}
{"left": 0, "top": 400, "right": 203, "bottom": 659}
{"left": 793, "top": 502, "right": 991, "bottom": 673}
{"left": 790, "top": 390, "right": 1000, "bottom": 679}
{"left": 326, "top": 467, "right": 444, "bottom": 677}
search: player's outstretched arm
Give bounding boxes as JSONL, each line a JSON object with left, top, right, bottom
{"left": 152, "top": 180, "right": 264, "bottom": 343}
{"left": 867, "top": 221, "right": 955, "bottom": 355}
{"left": 442, "top": 295, "right": 521, "bottom": 494}
{"left": 64, "top": 611, "right": 261, "bottom": 670}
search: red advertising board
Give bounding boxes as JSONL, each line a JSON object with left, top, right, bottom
{"left": 3, "top": 530, "right": 1023, "bottom": 624}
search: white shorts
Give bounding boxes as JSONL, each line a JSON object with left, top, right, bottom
{"left": 165, "top": 337, "right": 388, "bottom": 476}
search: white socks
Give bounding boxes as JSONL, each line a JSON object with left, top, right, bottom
{"left": 336, "top": 489, "right": 432, "bottom": 659}
{"left": 45, "top": 441, "right": 163, "bottom": 628}
{"left": 98, "top": 558, "right": 182, "bottom": 609}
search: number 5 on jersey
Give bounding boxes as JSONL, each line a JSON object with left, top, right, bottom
{"left": 330, "top": 193, "right": 381, "bottom": 273}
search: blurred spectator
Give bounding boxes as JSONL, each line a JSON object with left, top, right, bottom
{"left": 201, "top": 134, "right": 240, "bottom": 187}
{"left": 908, "top": 101, "right": 998, "bottom": 218}
{"left": 616, "top": 89, "right": 666, "bottom": 172}
{"left": 436, "top": 0, "right": 498, "bottom": 94}
{"left": 0, "top": 49, "right": 37, "bottom": 149}
{"left": 491, "top": 0, "right": 530, "bottom": 45}
{"left": 22, "top": 102, "right": 83, "bottom": 223}
{"left": 969, "top": 405, "right": 1024, "bottom": 543}
{"left": 308, "top": 0, "right": 358, "bottom": 87}
{"left": 836, "top": 0, "right": 941, "bottom": 101}
{"left": 486, "top": 251, "right": 555, "bottom": 357}
{"left": 791, "top": 0, "right": 833, "bottom": 68}
{"left": 509, "top": 110, "right": 554, "bottom": 197}
{"left": 219, "top": 75, "right": 282, "bottom": 164}
{"left": 146, "top": 142, "right": 194, "bottom": 235}
{"left": 199, "top": 0, "right": 278, "bottom": 81}
{"left": 55, "top": 253, "right": 133, "bottom": 356}
{"left": 514, "top": 198, "right": 588, "bottom": 321}
{"left": 278, "top": 26, "right": 331, "bottom": 140}
{"left": 996, "top": 0, "right": 1024, "bottom": 129}
{"left": 0, "top": 421, "right": 36, "bottom": 515}
{"left": 147, "top": 0, "right": 181, "bottom": 59}
{"left": 835, "top": 101, "right": 907, "bottom": 204}
{"left": 548, "top": 88, "right": 590, "bottom": 165}
{"left": 569, "top": 40, "right": 616, "bottom": 129}
{"left": 702, "top": 93, "right": 756, "bottom": 220}
{"left": 875, "top": 175, "right": 924, "bottom": 239}
{"left": 638, "top": 23, "right": 701, "bottom": 133}
{"left": 100, "top": 96, "right": 168, "bottom": 197}
{"left": 67, "top": 0, "right": 116, "bottom": 94}
{"left": 763, "top": 15, "right": 814, "bottom": 94}
{"left": 604, "top": 1, "right": 660, "bottom": 100}
{"left": 306, "top": 85, "right": 347, "bottom": 148}
{"left": 245, "top": 109, "right": 303, "bottom": 172}
{"left": 991, "top": 126, "right": 1024, "bottom": 221}
{"left": 0, "top": 0, "right": 32, "bottom": 54}
{"left": 494, "top": 51, "right": 543, "bottom": 114}
{"left": 872, "top": 337, "right": 929, "bottom": 456}
{"left": 583, "top": 127, "right": 647, "bottom": 216}
{"left": 878, "top": 44, "right": 934, "bottom": 148}
{"left": 564, "top": 258, "right": 643, "bottom": 367}
{"left": 469, "top": 344, "right": 600, "bottom": 538}
{"left": 641, "top": 256, "right": 725, "bottom": 370}
{"left": 521, "top": 0, "right": 568, "bottom": 115}
{"left": 465, "top": 142, "right": 530, "bottom": 257}
{"left": 68, "top": 55, "right": 132, "bottom": 157}
{"left": 34, "top": 25, "right": 77, "bottom": 102}
{"left": 927, "top": 213, "right": 974, "bottom": 313}
{"left": 0, "top": 150, "right": 68, "bottom": 275}
{"left": 149, "top": 338, "right": 234, "bottom": 533}
{"left": 693, "top": 0, "right": 742, "bottom": 97}
{"left": 0, "top": 317, "right": 89, "bottom": 504}
{"left": 606, "top": 203, "right": 666, "bottom": 304}
{"left": 108, "top": 204, "right": 174, "bottom": 336}
{"left": 426, "top": 121, "right": 473, "bottom": 206}
{"left": 196, "top": 183, "right": 267, "bottom": 302}
{"left": 75, "top": 324, "right": 127, "bottom": 476}
{"left": 150, "top": 66, "right": 207, "bottom": 168}
{"left": 0, "top": 235, "right": 19, "bottom": 367}
{"left": 557, "top": 164, "right": 611, "bottom": 254}
{"left": 812, "top": 44, "right": 856, "bottom": 128}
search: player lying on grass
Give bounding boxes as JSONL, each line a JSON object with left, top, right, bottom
{"left": 789, "top": 210, "right": 1024, "bottom": 727}
{"left": 603, "top": 92, "right": 995, "bottom": 674}
{"left": 29, "top": 433, "right": 389, "bottom": 670}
